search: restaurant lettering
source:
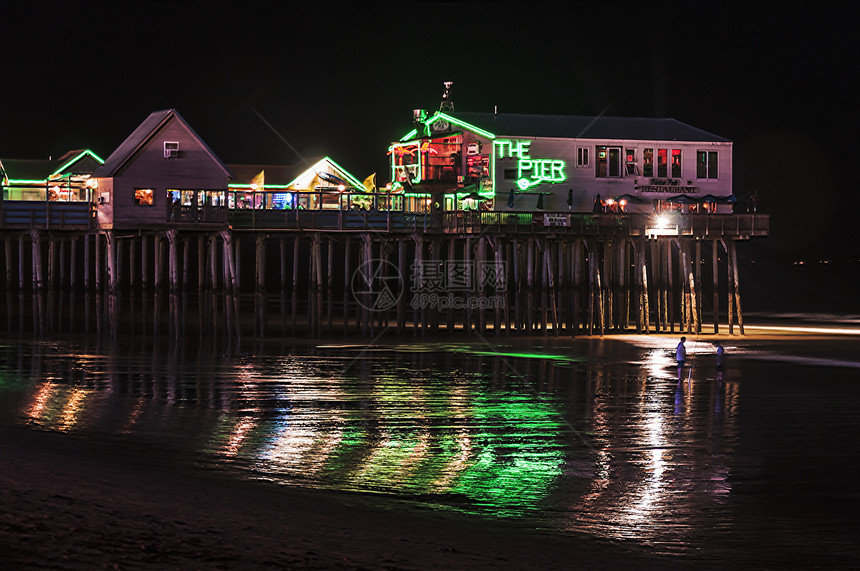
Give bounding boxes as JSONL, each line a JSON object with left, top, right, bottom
{"left": 637, "top": 178, "right": 699, "bottom": 193}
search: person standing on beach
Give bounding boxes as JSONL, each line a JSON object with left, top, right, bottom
{"left": 715, "top": 341, "right": 725, "bottom": 381}
{"left": 676, "top": 337, "right": 687, "bottom": 381}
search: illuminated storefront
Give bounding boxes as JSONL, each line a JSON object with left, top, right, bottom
{"left": 0, "top": 149, "right": 103, "bottom": 202}
{"left": 391, "top": 110, "right": 734, "bottom": 214}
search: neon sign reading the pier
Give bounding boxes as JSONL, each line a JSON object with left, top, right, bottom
{"left": 495, "top": 139, "right": 567, "bottom": 190}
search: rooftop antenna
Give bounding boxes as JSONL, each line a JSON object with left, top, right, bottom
{"left": 440, "top": 81, "right": 454, "bottom": 112}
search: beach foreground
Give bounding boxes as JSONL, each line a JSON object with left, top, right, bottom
{"left": 1, "top": 424, "right": 690, "bottom": 570}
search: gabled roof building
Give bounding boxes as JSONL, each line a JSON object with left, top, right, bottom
{"left": 390, "top": 110, "right": 733, "bottom": 214}
{"left": 91, "top": 109, "right": 232, "bottom": 229}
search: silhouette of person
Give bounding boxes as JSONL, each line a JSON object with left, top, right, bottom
{"left": 715, "top": 341, "right": 725, "bottom": 382}
{"left": 676, "top": 336, "right": 687, "bottom": 381}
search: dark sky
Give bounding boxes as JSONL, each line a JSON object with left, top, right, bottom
{"left": 3, "top": 2, "right": 857, "bottom": 257}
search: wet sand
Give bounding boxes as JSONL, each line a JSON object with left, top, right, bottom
{"left": 0, "top": 424, "right": 693, "bottom": 570}
{"left": 4, "top": 325, "right": 859, "bottom": 569}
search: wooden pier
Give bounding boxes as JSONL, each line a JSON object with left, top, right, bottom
{"left": 0, "top": 202, "right": 768, "bottom": 337}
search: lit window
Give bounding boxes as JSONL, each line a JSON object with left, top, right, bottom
{"left": 625, "top": 148, "right": 638, "bottom": 175}
{"left": 671, "top": 149, "right": 682, "bottom": 178}
{"left": 657, "top": 149, "right": 668, "bottom": 178}
{"left": 595, "top": 146, "right": 621, "bottom": 178}
{"left": 643, "top": 148, "right": 654, "bottom": 177}
{"left": 134, "top": 188, "right": 154, "bottom": 206}
{"left": 697, "top": 151, "right": 718, "bottom": 179}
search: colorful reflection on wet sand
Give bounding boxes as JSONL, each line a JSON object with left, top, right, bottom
{"left": 2, "top": 334, "right": 859, "bottom": 565}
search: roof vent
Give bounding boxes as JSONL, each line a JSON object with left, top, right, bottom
{"left": 164, "top": 141, "right": 180, "bottom": 159}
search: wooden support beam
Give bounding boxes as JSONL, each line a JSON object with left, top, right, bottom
{"left": 729, "top": 239, "right": 745, "bottom": 335}
{"left": 505, "top": 239, "right": 513, "bottom": 335}
{"left": 208, "top": 234, "right": 217, "bottom": 292}
{"left": 292, "top": 237, "right": 299, "bottom": 333}
{"left": 128, "top": 237, "right": 136, "bottom": 292}
{"left": 666, "top": 239, "right": 674, "bottom": 333}
{"left": 166, "top": 229, "right": 178, "bottom": 294}
{"left": 539, "top": 238, "right": 548, "bottom": 335}
{"left": 234, "top": 237, "right": 241, "bottom": 291}
{"left": 4, "top": 238, "right": 12, "bottom": 289}
{"left": 197, "top": 236, "right": 205, "bottom": 291}
{"left": 447, "top": 239, "right": 456, "bottom": 332}
{"left": 70, "top": 237, "right": 77, "bottom": 292}
{"left": 478, "top": 236, "right": 487, "bottom": 335}
{"left": 182, "top": 239, "right": 189, "bottom": 293}
{"left": 19, "top": 234, "right": 26, "bottom": 291}
{"left": 60, "top": 239, "right": 68, "bottom": 291}
{"left": 494, "top": 237, "right": 504, "bottom": 336}
{"left": 94, "top": 231, "right": 101, "bottom": 292}
{"left": 695, "top": 239, "right": 703, "bottom": 334}
{"left": 712, "top": 239, "right": 719, "bottom": 334}
{"left": 327, "top": 237, "right": 334, "bottom": 334}
{"left": 722, "top": 239, "right": 734, "bottom": 335}
{"left": 572, "top": 238, "right": 581, "bottom": 337}
{"left": 344, "top": 237, "right": 352, "bottom": 334}
{"left": 512, "top": 239, "right": 521, "bottom": 333}
{"left": 526, "top": 238, "right": 534, "bottom": 334}
{"left": 397, "top": 238, "right": 406, "bottom": 334}
{"left": 549, "top": 241, "right": 559, "bottom": 335}
{"left": 255, "top": 234, "right": 266, "bottom": 294}
{"left": 107, "top": 231, "right": 118, "bottom": 294}
{"left": 31, "top": 230, "right": 43, "bottom": 291}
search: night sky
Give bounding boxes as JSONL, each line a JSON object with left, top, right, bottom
{"left": 3, "top": 2, "right": 857, "bottom": 258}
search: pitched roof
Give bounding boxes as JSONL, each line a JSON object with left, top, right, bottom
{"left": 227, "top": 156, "right": 366, "bottom": 190}
{"left": 225, "top": 163, "right": 295, "bottom": 186}
{"left": 444, "top": 112, "right": 730, "bottom": 143}
{"left": 1, "top": 149, "right": 104, "bottom": 185}
{"left": 0, "top": 158, "right": 54, "bottom": 181}
{"left": 92, "top": 109, "right": 232, "bottom": 178}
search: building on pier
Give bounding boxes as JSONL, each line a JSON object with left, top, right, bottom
{"left": 0, "top": 97, "right": 769, "bottom": 337}
{"left": 391, "top": 107, "right": 735, "bottom": 217}
{"left": 90, "top": 109, "right": 232, "bottom": 231}
{"left": 226, "top": 156, "right": 372, "bottom": 211}
{"left": 0, "top": 149, "right": 103, "bottom": 229}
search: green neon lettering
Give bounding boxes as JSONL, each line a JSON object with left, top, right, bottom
{"left": 496, "top": 139, "right": 567, "bottom": 189}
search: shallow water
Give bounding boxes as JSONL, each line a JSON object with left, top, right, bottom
{"left": 2, "top": 312, "right": 860, "bottom": 566}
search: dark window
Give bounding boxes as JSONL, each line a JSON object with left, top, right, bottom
{"left": 504, "top": 168, "right": 517, "bottom": 180}
{"left": 577, "top": 147, "right": 589, "bottom": 167}
{"left": 697, "top": 151, "right": 718, "bottom": 179}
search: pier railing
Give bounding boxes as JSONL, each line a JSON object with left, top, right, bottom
{"left": 440, "top": 212, "right": 769, "bottom": 238}
{"left": 0, "top": 200, "right": 95, "bottom": 230}
{"left": 228, "top": 209, "right": 433, "bottom": 233}
{"left": 0, "top": 198, "right": 769, "bottom": 239}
